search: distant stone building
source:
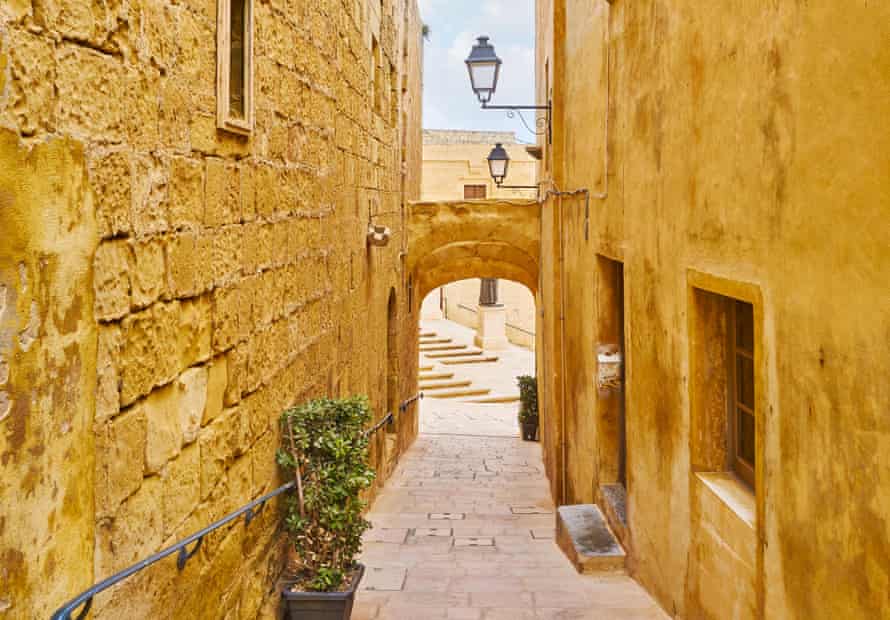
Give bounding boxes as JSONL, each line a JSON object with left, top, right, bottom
{"left": 0, "top": 0, "right": 423, "bottom": 617}
{"left": 420, "top": 130, "right": 537, "bottom": 349}
{"left": 421, "top": 129, "right": 537, "bottom": 202}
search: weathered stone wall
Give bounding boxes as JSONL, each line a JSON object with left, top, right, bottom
{"left": 536, "top": 1, "right": 890, "bottom": 619}
{"left": 0, "top": 0, "right": 422, "bottom": 616}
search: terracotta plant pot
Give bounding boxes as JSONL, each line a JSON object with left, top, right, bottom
{"left": 282, "top": 564, "right": 365, "bottom": 620}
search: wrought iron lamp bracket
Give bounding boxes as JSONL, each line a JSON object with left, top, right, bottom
{"left": 481, "top": 101, "right": 552, "bottom": 143}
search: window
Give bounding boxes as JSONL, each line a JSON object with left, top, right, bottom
{"left": 217, "top": 0, "right": 254, "bottom": 134}
{"left": 689, "top": 282, "right": 759, "bottom": 494}
{"left": 729, "top": 301, "right": 755, "bottom": 488}
{"left": 464, "top": 184, "right": 487, "bottom": 199}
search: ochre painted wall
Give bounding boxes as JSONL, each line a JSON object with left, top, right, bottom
{"left": 536, "top": 1, "right": 890, "bottom": 619}
{"left": 0, "top": 0, "right": 422, "bottom": 616}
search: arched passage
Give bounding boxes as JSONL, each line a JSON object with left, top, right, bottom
{"left": 408, "top": 198, "right": 543, "bottom": 435}
{"left": 407, "top": 199, "right": 541, "bottom": 304}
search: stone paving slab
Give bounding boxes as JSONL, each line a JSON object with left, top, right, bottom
{"left": 356, "top": 434, "right": 669, "bottom": 620}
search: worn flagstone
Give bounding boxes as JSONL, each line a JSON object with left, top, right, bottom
{"left": 356, "top": 433, "right": 668, "bottom": 619}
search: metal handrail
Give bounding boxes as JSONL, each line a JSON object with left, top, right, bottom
{"left": 363, "top": 393, "right": 424, "bottom": 438}
{"left": 50, "top": 393, "right": 424, "bottom": 620}
{"left": 50, "top": 481, "right": 296, "bottom": 620}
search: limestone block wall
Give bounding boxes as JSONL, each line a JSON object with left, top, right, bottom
{"left": 0, "top": 0, "right": 422, "bottom": 617}
{"left": 535, "top": 1, "right": 890, "bottom": 619}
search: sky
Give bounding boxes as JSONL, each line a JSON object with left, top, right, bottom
{"left": 419, "top": 0, "right": 537, "bottom": 143}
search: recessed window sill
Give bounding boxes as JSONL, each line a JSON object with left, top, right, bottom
{"left": 695, "top": 472, "right": 756, "bottom": 530}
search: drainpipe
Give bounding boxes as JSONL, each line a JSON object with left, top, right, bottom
{"left": 558, "top": 194, "right": 568, "bottom": 505}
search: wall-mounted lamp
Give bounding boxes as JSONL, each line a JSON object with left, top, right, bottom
{"left": 466, "top": 36, "right": 551, "bottom": 142}
{"left": 487, "top": 143, "right": 539, "bottom": 191}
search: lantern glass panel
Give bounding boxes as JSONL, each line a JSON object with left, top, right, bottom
{"left": 489, "top": 157, "right": 507, "bottom": 180}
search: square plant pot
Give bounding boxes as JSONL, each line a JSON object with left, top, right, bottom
{"left": 282, "top": 564, "right": 365, "bottom": 620}
{"left": 521, "top": 422, "right": 539, "bottom": 441}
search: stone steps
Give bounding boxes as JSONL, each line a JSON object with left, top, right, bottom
{"left": 419, "top": 338, "right": 452, "bottom": 345}
{"left": 424, "top": 350, "right": 484, "bottom": 359}
{"left": 419, "top": 331, "right": 436, "bottom": 338}
{"left": 419, "top": 365, "right": 434, "bottom": 372}
{"left": 419, "top": 379, "right": 473, "bottom": 390}
{"left": 425, "top": 388, "right": 492, "bottom": 399}
{"left": 556, "top": 505, "right": 626, "bottom": 574}
{"left": 441, "top": 356, "right": 499, "bottom": 365}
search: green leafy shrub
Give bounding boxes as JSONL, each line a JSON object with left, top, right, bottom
{"left": 277, "top": 397, "right": 376, "bottom": 592}
{"left": 517, "top": 375, "right": 538, "bottom": 423}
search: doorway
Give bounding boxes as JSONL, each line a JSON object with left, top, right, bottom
{"left": 596, "top": 256, "right": 627, "bottom": 487}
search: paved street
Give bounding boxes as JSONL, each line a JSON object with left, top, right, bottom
{"left": 356, "top": 433, "right": 668, "bottom": 619}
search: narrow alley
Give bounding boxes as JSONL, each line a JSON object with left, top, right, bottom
{"left": 355, "top": 319, "right": 667, "bottom": 619}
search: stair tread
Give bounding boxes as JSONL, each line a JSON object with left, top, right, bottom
{"left": 426, "top": 388, "right": 492, "bottom": 399}
{"left": 420, "top": 344, "right": 469, "bottom": 352}
{"left": 420, "top": 380, "right": 473, "bottom": 390}
{"left": 441, "top": 356, "right": 499, "bottom": 365}
{"left": 424, "top": 350, "right": 484, "bottom": 359}
{"left": 466, "top": 394, "right": 521, "bottom": 404}
{"left": 419, "top": 372, "right": 455, "bottom": 380}
{"left": 557, "top": 505, "right": 625, "bottom": 575}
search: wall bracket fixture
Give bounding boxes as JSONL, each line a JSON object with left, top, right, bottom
{"left": 367, "top": 224, "right": 392, "bottom": 247}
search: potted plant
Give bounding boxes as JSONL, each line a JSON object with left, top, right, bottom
{"left": 277, "top": 397, "right": 377, "bottom": 620}
{"left": 517, "top": 375, "right": 539, "bottom": 441}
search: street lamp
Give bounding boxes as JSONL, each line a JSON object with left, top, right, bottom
{"left": 487, "top": 143, "right": 509, "bottom": 186}
{"left": 466, "top": 36, "right": 551, "bottom": 141}
{"left": 465, "top": 36, "right": 501, "bottom": 105}
{"left": 487, "top": 143, "right": 538, "bottom": 191}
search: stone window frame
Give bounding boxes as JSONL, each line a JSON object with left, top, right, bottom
{"left": 687, "top": 270, "right": 765, "bottom": 500}
{"left": 216, "top": 0, "right": 254, "bottom": 135}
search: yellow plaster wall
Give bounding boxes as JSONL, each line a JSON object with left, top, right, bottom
{"left": 0, "top": 0, "right": 423, "bottom": 616}
{"left": 536, "top": 0, "right": 890, "bottom": 618}
{"left": 0, "top": 131, "right": 98, "bottom": 619}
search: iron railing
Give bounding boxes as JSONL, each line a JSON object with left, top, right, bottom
{"left": 50, "top": 394, "right": 423, "bottom": 620}
{"left": 363, "top": 392, "right": 424, "bottom": 437}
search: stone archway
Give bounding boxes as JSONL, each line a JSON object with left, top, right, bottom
{"left": 406, "top": 199, "right": 541, "bottom": 302}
